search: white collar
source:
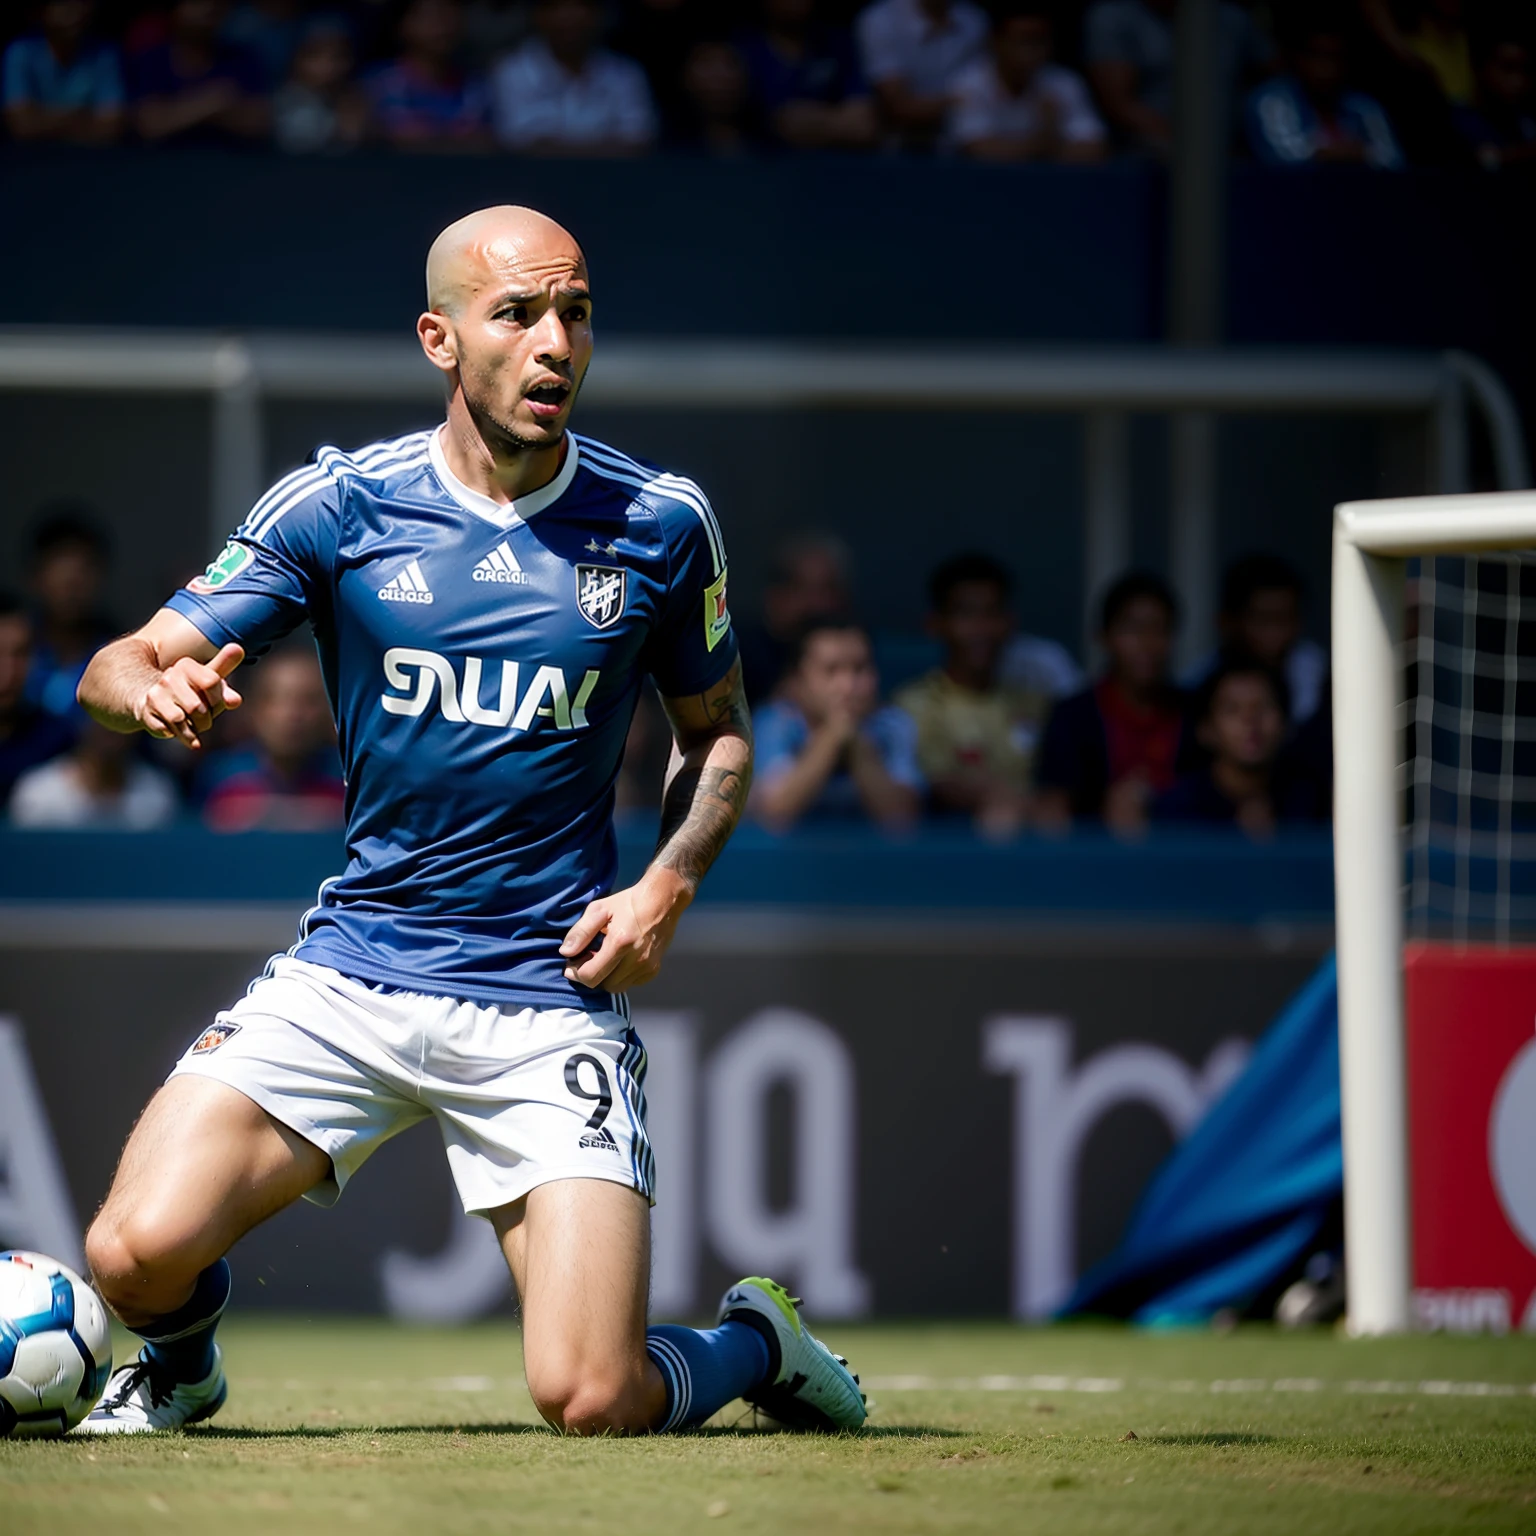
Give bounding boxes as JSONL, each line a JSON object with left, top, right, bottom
{"left": 428, "top": 425, "right": 580, "bottom": 530}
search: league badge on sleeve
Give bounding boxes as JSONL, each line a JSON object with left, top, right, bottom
{"left": 190, "top": 1023, "right": 241, "bottom": 1054}
{"left": 189, "top": 541, "right": 255, "bottom": 595}
{"left": 576, "top": 565, "right": 626, "bottom": 630}
{"left": 704, "top": 567, "right": 730, "bottom": 652}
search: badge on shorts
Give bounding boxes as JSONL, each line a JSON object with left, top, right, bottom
{"left": 576, "top": 564, "right": 626, "bottom": 629}
{"left": 190, "top": 1023, "right": 241, "bottom": 1054}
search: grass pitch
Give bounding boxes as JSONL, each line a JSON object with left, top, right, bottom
{"left": 3, "top": 1319, "right": 1534, "bottom": 1534}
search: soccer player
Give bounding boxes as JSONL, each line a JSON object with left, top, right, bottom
{"left": 73, "top": 206, "right": 865, "bottom": 1438}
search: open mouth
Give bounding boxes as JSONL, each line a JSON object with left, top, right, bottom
{"left": 526, "top": 380, "right": 571, "bottom": 413}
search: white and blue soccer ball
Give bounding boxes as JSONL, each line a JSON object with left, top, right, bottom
{"left": 0, "top": 1251, "right": 113, "bottom": 1438}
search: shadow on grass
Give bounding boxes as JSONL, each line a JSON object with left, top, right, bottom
{"left": 187, "top": 1421, "right": 964, "bottom": 1443}
{"left": 1148, "top": 1433, "right": 1278, "bottom": 1447}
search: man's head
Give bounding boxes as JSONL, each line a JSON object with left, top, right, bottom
{"left": 1220, "top": 554, "right": 1304, "bottom": 669}
{"left": 534, "top": 0, "right": 601, "bottom": 65}
{"left": 992, "top": 4, "right": 1054, "bottom": 89}
{"left": 169, "top": 0, "right": 227, "bottom": 44}
{"left": 290, "top": 15, "right": 354, "bottom": 91}
{"left": 764, "top": 532, "right": 851, "bottom": 639}
{"left": 0, "top": 594, "right": 32, "bottom": 721}
{"left": 41, "top": 0, "right": 94, "bottom": 45}
{"left": 1196, "top": 661, "right": 1289, "bottom": 773}
{"left": 926, "top": 552, "right": 1014, "bottom": 683}
{"left": 1287, "top": 22, "right": 1349, "bottom": 103}
{"left": 250, "top": 648, "right": 335, "bottom": 771}
{"left": 29, "top": 507, "right": 108, "bottom": 629}
{"left": 1478, "top": 39, "right": 1530, "bottom": 108}
{"left": 684, "top": 37, "right": 749, "bottom": 124}
{"left": 789, "top": 619, "right": 880, "bottom": 727}
{"left": 399, "top": 0, "right": 463, "bottom": 64}
{"left": 1099, "top": 572, "right": 1177, "bottom": 690}
{"left": 418, "top": 205, "right": 592, "bottom": 456}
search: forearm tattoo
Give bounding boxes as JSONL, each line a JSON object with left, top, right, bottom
{"left": 654, "top": 663, "right": 753, "bottom": 890}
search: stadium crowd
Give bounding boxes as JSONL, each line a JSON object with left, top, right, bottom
{"left": 0, "top": 504, "right": 1332, "bottom": 840}
{"left": 3, "top": 0, "right": 1533, "bottom": 169}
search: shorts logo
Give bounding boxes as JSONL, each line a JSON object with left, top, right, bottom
{"left": 575, "top": 565, "right": 626, "bottom": 629}
{"left": 579, "top": 1128, "right": 619, "bottom": 1152}
{"left": 704, "top": 567, "right": 730, "bottom": 652}
{"left": 188, "top": 542, "right": 254, "bottom": 595}
{"left": 190, "top": 1023, "right": 241, "bottom": 1054}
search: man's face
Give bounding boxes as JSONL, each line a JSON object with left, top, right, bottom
{"left": 32, "top": 543, "right": 104, "bottom": 627}
{"left": 995, "top": 17, "right": 1051, "bottom": 84}
{"left": 933, "top": 580, "right": 1012, "bottom": 677}
{"left": 536, "top": 0, "right": 599, "bottom": 56}
{"left": 1483, "top": 43, "right": 1530, "bottom": 106}
{"left": 172, "top": 0, "right": 226, "bottom": 41}
{"left": 1203, "top": 673, "right": 1285, "bottom": 770}
{"left": 0, "top": 616, "right": 32, "bottom": 716}
{"left": 1103, "top": 596, "right": 1172, "bottom": 690}
{"left": 1295, "top": 33, "right": 1346, "bottom": 99}
{"left": 252, "top": 655, "right": 334, "bottom": 763}
{"left": 766, "top": 549, "right": 849, "bottom": 636}
{"left": 42, "top": 1, "right": 92, "bottom": 40}
{"left": 402, "top": 0, "right": 462, "bottom": 60}
{"left": 1234, "top": 587, "right": 1301, "bottom": 668}
{"left": 795, "top": 629, "right": 879, "bottom": 725}
{"left": 443, "top": 234, "right": 593, "bottom": 454}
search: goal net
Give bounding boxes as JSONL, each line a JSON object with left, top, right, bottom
{"left": 1333, "top": 491, "right": 1536, "bottom": 1336}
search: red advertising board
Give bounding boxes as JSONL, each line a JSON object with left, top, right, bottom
{"left": 1405, "top": 943, "right": 1536, "bottom": 1333}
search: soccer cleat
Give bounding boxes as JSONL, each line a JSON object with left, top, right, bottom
{"left": 73, "top": 1346, "right": 227, "bottom": 1435}
{"left": 717, "top": 1277, "right": 866, "bottom": 1432}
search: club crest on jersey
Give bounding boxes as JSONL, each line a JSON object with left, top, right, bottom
{"left": 190, "top": 1023, "right": 240, "bottom": 1054}
{"left": 576, "top": 565, "right": 626, "bottom": 630}
{"left": 189, "top": 541, "right": 254, "bottom": 595}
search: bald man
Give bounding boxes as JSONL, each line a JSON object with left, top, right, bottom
{"left": 75, "top": 207, "right": 865, "bottom": 1437}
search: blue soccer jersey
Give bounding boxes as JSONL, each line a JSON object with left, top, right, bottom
{"left": 165, "top": 428, "right": 737, "bottom": 1011}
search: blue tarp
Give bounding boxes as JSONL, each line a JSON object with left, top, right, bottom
{"left": 1062, "top": 955, "right": 1342, "bottom": 1325}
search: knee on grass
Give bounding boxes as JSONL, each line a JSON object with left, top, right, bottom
{"left": 530, "top": 1366, "right": 657, "bottom": 1436}
{"left": 85, "top": 1212, "right": 206, "bottom": 1322}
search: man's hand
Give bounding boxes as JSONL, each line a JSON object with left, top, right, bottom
{"left": 138, "top": 643, "right": 245, "bottom": 750}
{"left": 559, "top": 868, "right": 692, "bottom": 992}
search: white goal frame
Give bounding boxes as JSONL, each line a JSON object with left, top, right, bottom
{"left": 1333, "top": 488, "right": 1536, "bottom": 1335}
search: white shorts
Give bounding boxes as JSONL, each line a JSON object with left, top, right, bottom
{"left": 169, "top": 956, "right": 654, "bottom": 1216}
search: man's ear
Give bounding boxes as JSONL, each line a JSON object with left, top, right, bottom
{"left": 416, "top": 310, "right": 458, "bottom": 374}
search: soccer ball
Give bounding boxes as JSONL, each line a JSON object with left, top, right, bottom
{"left": 0, "top": 1251, "right": 113, "bottom": 1438}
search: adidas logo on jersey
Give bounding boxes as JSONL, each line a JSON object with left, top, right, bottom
{"left": 579, "top": 1128, "right": 618, "bottom": 1152}
{"left": 473, "top": 541, "right": 527, "bottom": 585}
{"left": 379, "top": 560, "right": 434, "bottom": 604}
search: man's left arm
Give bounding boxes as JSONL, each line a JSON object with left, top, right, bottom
{"left": 560, "top": 660, "right": 753, "bottom": 992}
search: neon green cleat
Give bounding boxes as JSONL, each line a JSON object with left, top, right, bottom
{"left": 717, "top": 1277, "right": 866, "bottom": 1432}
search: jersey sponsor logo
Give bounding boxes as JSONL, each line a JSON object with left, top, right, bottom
{"left": 576, "top": 564, "right": 626, "bottom": 630}
{"left": 381, "top": 647, "right": 602, "bottom": 732}
{"left": 379, "top": 559, "right": 434, "bottom": 604}
{"left": 704, "top": 566, "right": 731, "bottom": 652}
{"left": 579, "top": 1127, "right": 619, "bottom": 1152}
{"left": 190, "top": 1023, "right": 241, "bottom": 1054}
{"left": 473, "top": 541, "right": 527, "bottom": 585}
{"left": 188, "top": 541, "right": 255, "bottom": 595}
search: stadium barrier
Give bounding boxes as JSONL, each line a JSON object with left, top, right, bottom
{"left": 0, "top": 828, "right": 1329, "bottom": 1320}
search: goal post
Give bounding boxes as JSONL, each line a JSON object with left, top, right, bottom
{"left": 1332, "top": 489, "right": 1536, "bottom": 1335}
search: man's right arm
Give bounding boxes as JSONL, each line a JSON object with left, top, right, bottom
{"left": 79, "top": 608, "right": 245, "bottom": 752}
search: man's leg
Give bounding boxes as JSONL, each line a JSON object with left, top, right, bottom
{"left": 491, "top": 1178, "right": 769, "bottom": 1435}
{"left": 80, "top": 1075, "right": 331, "bottom": 1431}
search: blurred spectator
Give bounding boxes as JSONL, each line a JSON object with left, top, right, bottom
{"left": 1454, "top": 36, "right": 1536, "bottom": 171}
{"left": 752, "top": 618, "right": 923, "bottom": 830}
{"left": 200, "top": 647, "right": 344, "bottom": 831}
{"left": 130, "top": 0, "right": 269, "bottom": 145}
{"left": 949, "top": 1, "right": 1106, "bottom": 161}
{"left": 1247, "top": 17, "right": 1402, "bottom": 167}
{"left": 738, "top": 0, "right": 877, "bottom": 153}
{"left": 612, "top": 0, "right": 710, "bottom": 141}
{"left": 222, "top": 0, "right": 300, "bottom": 89}
{"left": 1034, "top": 571, "right": 1191, "bottom": 834}
{"left": 1152, "top": 659, "right": 1327, "bottom": 836}
{"left": 855, "top": 0, "right": 989, "bottom": 150}
{"left": 10, "top": 719, "right": 178, "bottom": 828}
{"left": 2, "top": 0, "right": 124, "bottom": 144}
{"left": 463, "top": 0, "right": 533, "bottom": 73}
{"left": 0, "top": 595, "right": 75, "bottom": 806}
{"left": 272, "top": 13, "right": 369, "bottom": 153}
{"left": 1000, "top": 630, "right": 1083, "bottom": 700}
{"left": 737, "top": 530, "right": 853, "bottom": 705}
{"left": 25, "top": 507, "right": 115, "bottom": 720}
{"left": 1084, "top": 0, "right": 1272, "bottom": 156}
{"left": 894, "top": 554, "right": 1045, "bottom": 836}
{"left": 1360, "top": 0, "right": 1472, "bottom": 107}
{"left": 491, "top": 0, "right": 657, "bottom": 155}
{"left": 675, "top": 34, "right": 758, "bottom": 153}
{"left": 368, "top": 0, "right": 491, "bottom": 151}
{"left": 1189, "top": 555, "right": 1328, "bottom": 725}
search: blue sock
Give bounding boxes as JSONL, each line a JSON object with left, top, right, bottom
{"left": 139, "top": 1259, "right": 231, "bottom": 1383}
{"left": 646, "top": 1321, "right": 771, "bottom": 1432}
